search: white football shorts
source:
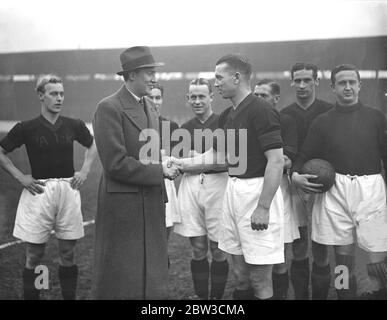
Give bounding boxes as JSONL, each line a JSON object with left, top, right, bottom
{"left": 312, "top": 173, "right": 387, "bottom": 252}
{"left": 218, "top": 176, "right": 285, "bottom": 265}
{"left": 13, "top": 178, "right": 84, "bottom": 244}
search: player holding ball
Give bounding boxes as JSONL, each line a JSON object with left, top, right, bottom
{"left": 292, "top": 64, "right": 387, "bottom": 300}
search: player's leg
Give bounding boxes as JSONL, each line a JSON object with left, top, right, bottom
{"left": 353, "top": 173, "right": 387, "bottom": 299}
{"left": 55, "top": 180, "right": 84, "bottom": 300}
{"left": 204, "top": 173, "right": 229, "bottom": 300}
{"left": 273, "top": 176, "right": 299, "bottom": 299}
{"left": 14, "top": 187, "right": 53, "bottom": 300}
{"left": 272, "top": 243, "right": 290, "bottom": 300}
{"left": 363, "top": 251, "right": 387, "bottom": 299}
{"left": 290, "top": 185, "right": 312, "bottom": 299}
{"left": 166, "top": 226, "right": 173, "bottom": 268}
{"left": 333, "top": 244, "right": 356, "bottom": 299}
{"left": 290, "top": 225, "right": 310, "bottom": 299}
{"left": 174, "top": 174, "right": 209, "bottom": 298}
{"left": 58, "top": 239, "right": 78, "bottom": 300}
{"left": 190, "top": 235, "right": 209, "bottom": 299}
{"left": 24, "top": 243, "right": 46, "bottom": 300}
{"left": 311, "top": 241, "right": 330, "bottom": 300}
{"left": 209, "top": 240, "right": 228, "bottom": 300}
{"left": 249, "top": 263, "right": 274, "bottom": 299}
{"left": 231, "top": 254, "right": 255, "bottom": 300}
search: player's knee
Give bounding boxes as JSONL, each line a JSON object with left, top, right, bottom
{"left": 59, "top": 247, "right": 75, "bottom": 265}
{"left": 191, "top": 243, "right": 208, "bottom": 260}
{"left": 233, "top": 265, "right": 250, "bottom": 288}
{"left": 312, "top": 241, "right": 329, "bottom": 266}
{"left": 209, "top": 241, "right": 226, "bottom": 261}
{"left": 292, "top": 241, "right": 308, "bottom": 259}
{"left": 250, "top": 270, "right": 272, "bottom": 292}
{"left": 292, "top": 233, "right": 309, "bottom": 259}
{"left": 26, "top": 244, "right": 45, "bottom": 268}
{"left": 273, "top": 262, "right": 287, "bottom": 274}
{"left": 26, "top": 251, "right": 44, "bottom": 269}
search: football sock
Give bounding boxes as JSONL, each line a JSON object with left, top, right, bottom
{"left": 191, "top": 258, "right": 209, "bottom": 299}
{"left": 311, "top": 263, "right": 331, "bottom": 300}
{"left": 23, "top": 268, "right": 40, "bottom": 300}
{"left": 210, "top": 259, "right": 229, "bottom": 300}
{"left": 272, "top": 271, "right": 289, "bottom": 300}
{"left": 58, "top": 265, "right": 78, "bottom": 300}
{"left": 290, "top": 258, "right": 310, "bottom": 299}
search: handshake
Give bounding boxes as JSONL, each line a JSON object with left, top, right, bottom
{"left": 162, "top": 156, "right": 183, "bottom": 180}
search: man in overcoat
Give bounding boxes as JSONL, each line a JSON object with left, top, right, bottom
{"left": 92, "top": 46, "right": 180, "bottom": 299}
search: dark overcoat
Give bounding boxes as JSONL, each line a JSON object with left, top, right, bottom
{"left": 91, "top": 85, "right": 168, "bottom": 299}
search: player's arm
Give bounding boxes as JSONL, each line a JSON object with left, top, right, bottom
{"left": 71, "top": 139, "right": 97, "bottom": 190}
{"left": 171, "top": 147, "right": 228, "bottom": 174}
{"left": 251, "top": 148, "right": 284, "bottom": 231}
{"left": 291, "top": 119, "right": 324, "bottom": 193}
{"left": 0, "top": 146, "right": 45, "bottom": 195}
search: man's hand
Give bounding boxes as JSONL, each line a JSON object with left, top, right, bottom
{"left": 19, "top": 174, "right": 45, "bottom": 195}
{"left": 70, "top": 171, "right": 88, "bottom": 190}
{"left": 251, "top": 205, "right": 270, "bottom": 231}
{"left": 162, "top": 157, "right": 182, "bottom": 180}
{"left": 291, "top": 171, "right": 323, "bottom": 194}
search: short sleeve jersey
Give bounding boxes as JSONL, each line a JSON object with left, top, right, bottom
{"left": 281, "top": 99, "right": 333, "bottom": 152}
{"left": 218, "top": 94, "right": 282, "bottom": 179}
{"left": 0, "top": 115, "right": 94, "bottom": 179}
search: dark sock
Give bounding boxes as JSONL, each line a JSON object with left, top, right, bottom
{"left": 272, "top": 271, "right": 289, "bottom": 300}
{"left": 210, "top": 260, "right": 229, "bottom": 300}
{"left": 335, "top": 254, "right": 356, "bottom": 300}
{"left": 23, "top": 268, "right": 39, "bottom": 300}
{"left": 58, "top": 265, "right": 78, "bottom": 300}
{"left": 232, "top": 288, "right": 255, "bottom": 300}
{"left": 311, "top": 263, "right": 331, "bottom": 300}
{"left": 367, "top": 260, "right": 387, "bottom": 290}
{"left": 191, "top": 258, "right": 209, "bottom": 299}
{"left": 290, "top": 258, "right": 310, "bottom": 300}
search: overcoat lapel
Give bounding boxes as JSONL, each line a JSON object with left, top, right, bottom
{"left": 144, "top": 98, "right": 160, "bottom": 133}
{"left": 117, "top": 85, "right": 148, "bottom": 132}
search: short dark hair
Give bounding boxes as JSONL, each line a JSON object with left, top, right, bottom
{"left": 152, "top": 83, "right": 164, "bottom": 96}
{"left": 35, "top": 74, "right": 63, "bottom": 93}
{"left": 255, "top": 79, "right": 280, "bottom": 96}
{"left": 291, "top": 62, "right": 318, "bottom": 80}
{"left": 216, "top": 54, "right": 252, "bottom": 78}
{"left": 330, "top": 64, "right": 361, "bottom": 85}
{"left": 189, "top": 78, "right": 213, "bottom": 94}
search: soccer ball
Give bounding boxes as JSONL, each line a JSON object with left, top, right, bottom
{"left": 300, "top": 159, "right": 336, "bottom": 192}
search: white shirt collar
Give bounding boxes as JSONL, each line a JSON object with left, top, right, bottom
{"left": 124, "top": 84, "right": 142, "bottom": 103}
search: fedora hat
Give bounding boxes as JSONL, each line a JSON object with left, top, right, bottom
{"left": 117, "top": 46, "right": 164, "bottom": 75}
